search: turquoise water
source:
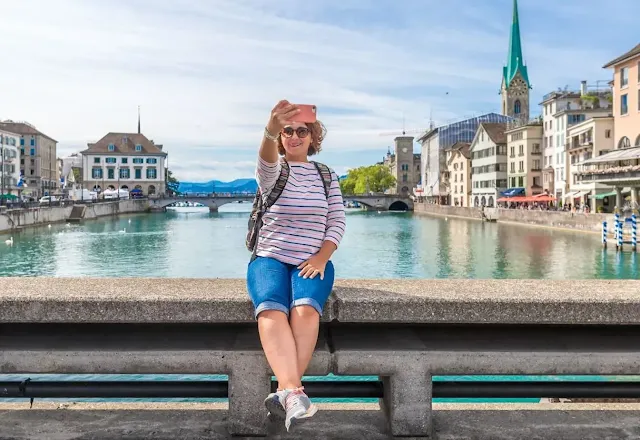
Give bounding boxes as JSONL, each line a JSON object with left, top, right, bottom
{"left": 1, "top": 204, "right": 638, "bottom": 278}
{"left": 1, "top": 204, "right": 638, "bottom": 402}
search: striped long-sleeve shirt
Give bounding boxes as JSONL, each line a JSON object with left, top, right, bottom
{"left": 255, "top": 156, "right": 346, "bottom": 266}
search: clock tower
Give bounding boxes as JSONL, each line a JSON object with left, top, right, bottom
{"left": 501, "top": 0, "right": 530, "bottom": 122}
{"left": 393, "top": 136, "right": 416, "bottom": 195}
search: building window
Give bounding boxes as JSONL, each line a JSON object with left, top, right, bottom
{"left": 30, "top": 137, "right": 35, "bottom": 147}
{"left": 402, "top": 173, "right": 408, "bottom": 183}
{"left": 635, "top": 135, "right": 640, "bottom": 147}
{"left": 106, "top": 157, "right": 117, "bottom": 164}
{"left": 20, "top": 138, "right": 24, "bottom": 146}
{"left": 605, "top": 129, "right": 612, "bottom": 138}
{"left": 107, "top": 168, "right": 115, "bottom": 180}
{"left": 108, "top": 144, "right": 115, "bottom": 151}
{"left": 133, "top": 158, "right": 144, "bottom": 164}
{"left": 621, "top": 94, "right": 628, "bottom": 115}
{"left": 514, "top": 100, "right": 521, "bottom": 115}
{"left": 120, "top": 168, "right": 130, "bottom": 179}
{"left": 135, "top": 144, "right": 142, "bottom": 152}
{"left": 618, "top": 136, "right": 631, "bottom": 149}
{"left": 121, "top": 158, "right": 128, "bottom": 164}
{"left": 92, "top": 168, "right": 103, "bottom": 179}
{"left": 135, "top": 168, "right": 142, "bottom": 179}
{"left": 621, "top": 67, "right": 629, "bottom": 87}
{"left": 30, "top": 148, "right": 35, "bottom": 156}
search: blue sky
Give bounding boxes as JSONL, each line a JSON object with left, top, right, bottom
{"left": 1, "top": 0, "right": 638, "bottom": 182}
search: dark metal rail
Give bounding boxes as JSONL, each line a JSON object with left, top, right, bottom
{"left": 2, "top": 380, "right": 640, "bottom": 399}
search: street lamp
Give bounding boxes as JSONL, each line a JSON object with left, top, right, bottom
{"left": 117, "top": 164, "right": 120, "bottom": 201}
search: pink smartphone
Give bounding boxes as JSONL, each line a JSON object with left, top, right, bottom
{"left": 294, "top": 104, "right": 317, "bottom": 123}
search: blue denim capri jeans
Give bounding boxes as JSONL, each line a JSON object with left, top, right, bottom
{"left": 246, "top": 256, "right": 335, "bottom": 319}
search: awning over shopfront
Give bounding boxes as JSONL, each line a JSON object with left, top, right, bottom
{"left": 582, "top": 147, "right": 640, "bottom": 165}
{"left": 588, "top": 188, "right": 632, "bottom": 199}
{"left": 501, "top": 187, "right": 526, "bottom": 197}
{"left": 497, "top": 195, "right": 556, "bottom": 203}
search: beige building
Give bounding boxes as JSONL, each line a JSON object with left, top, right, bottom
{"left": 445, "top": 142, "right": 471, "bottom": 207}
{"left": 566, "top": 116, "right": 614, "bottom": 211}
{"left": 574, "top": 44, "right": 640, "bottom": 212}
{"left": 505, "top": 119, "right": 544, "bottom": 197}
{"left": 603, "top": 43, "right": 640, "bottom": 149}
{"left": 383, "top": 136, "right": 420, "bottom": 196}
{"left": 0, "top": 120, "right": 58, "bottom": 198}
{"left": 81, "top": 132, "right": 167, "bottom": 196}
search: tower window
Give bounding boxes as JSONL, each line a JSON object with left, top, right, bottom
{"left": 514, "top": 100, "right": 521, "bottom": 115}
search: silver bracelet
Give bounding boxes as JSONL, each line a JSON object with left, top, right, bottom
{"left": 264, "top": 126, "right": 279, "bottom": 142}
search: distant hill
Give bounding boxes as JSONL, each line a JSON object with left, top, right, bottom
{"left": 178, "top": 178, "right": 257, "bottom": 194}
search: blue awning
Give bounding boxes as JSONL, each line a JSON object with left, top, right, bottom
{"left": 501, "top": 187, "right": 526, "bottom": 197}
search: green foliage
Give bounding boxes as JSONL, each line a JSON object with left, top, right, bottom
{"left": 339, "top": 165, "right": 396, "bottom": 195}
{"left": 166, "top": 169, "right": 180, "bottom": 194}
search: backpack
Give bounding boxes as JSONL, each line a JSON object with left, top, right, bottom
{"left": 246, "top": 159, "right": 333, "bottom": 257}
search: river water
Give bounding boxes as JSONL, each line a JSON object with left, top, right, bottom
{"left": 0, "top": 204, "right": 637, "bottom": 403}
{"left": 1, "top": 204, "right": 638, "bottom": 278}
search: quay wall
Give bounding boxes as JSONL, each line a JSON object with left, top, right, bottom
{"left": 0, "top": 200, "right": 148, "bottom": 233}
{"left": 415, "top": 203, "right": 611, "bottom": 233}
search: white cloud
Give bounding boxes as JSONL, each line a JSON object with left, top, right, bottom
{"left": 0, "top": 0, "right": 635, "bottom": 180}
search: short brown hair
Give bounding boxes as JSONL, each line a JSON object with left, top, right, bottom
{"left": 277, "top": 120, "right": 327, "bottom": 156}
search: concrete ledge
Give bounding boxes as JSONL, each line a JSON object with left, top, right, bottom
{"left": 1, "top": 405, "right": 640, "bottom": 439}
{"left": 2, "top": 278, "right": 640, "bottom": 324}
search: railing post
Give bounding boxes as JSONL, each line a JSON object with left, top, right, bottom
{"left": 227, "top": 355, "right": 271, "bottom": 436}
{"left": 602, "top": 221, "right": 607, "bottom": 248}
{"left": 381, "top": 366, "right": 433, "bottom": 438}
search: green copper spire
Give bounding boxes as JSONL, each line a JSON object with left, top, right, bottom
{"left": 503, "top": 0, "right": 530, "bottom": 87}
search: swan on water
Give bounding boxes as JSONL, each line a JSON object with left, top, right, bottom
{"left": 4, "top": 237, "right": 13, "bottom": 246}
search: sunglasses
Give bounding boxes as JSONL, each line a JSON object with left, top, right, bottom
{"left": 281, "top": 126, "right": 310, "bottom": 138}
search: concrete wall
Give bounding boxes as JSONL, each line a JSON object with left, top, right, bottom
{"left": 415, "top": 202, "right": 482, "bottom": 220}
{"left": 0, "top": 199, "right": 148, "bottom": 233}
{"left": 416, "top": 202, "right": 609, "bottom": 232}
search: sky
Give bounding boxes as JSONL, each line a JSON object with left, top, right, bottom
{"left": 1, "top": 0, "right": 638, "bottom": 182}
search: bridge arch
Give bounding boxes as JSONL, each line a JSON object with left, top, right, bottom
{"left": 388, "top": 200, "right": 410, "bottom": 211}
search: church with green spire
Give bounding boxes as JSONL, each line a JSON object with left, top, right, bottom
{"left": 501, "top": 0, "right": 531, "bottom": 122}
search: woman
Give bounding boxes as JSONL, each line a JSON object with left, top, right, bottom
{"left": 246, "top": 100, "right": 346, "bottom": 432}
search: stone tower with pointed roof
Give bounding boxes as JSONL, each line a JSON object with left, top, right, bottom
{"left": 501, "top": 0, "right": 530, "bottom": 123}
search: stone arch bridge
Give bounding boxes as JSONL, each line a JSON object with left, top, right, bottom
{"left": 343, "top": 194, "right": 413, "bottom": 211}
{"left": 148, "top": 194, "right": 413, "bottom": 212}
{"left": 148, "top": 195, "right": 255, "bottom": 212}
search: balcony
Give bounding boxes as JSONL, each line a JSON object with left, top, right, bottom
{"left": 531, "top": 149, "right": 542, "bottom": 155}
{"left": 577, "top": 166, "right": 640, "bottom": 184}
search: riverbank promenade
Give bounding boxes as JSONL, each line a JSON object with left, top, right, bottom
{"left": 1, "top": 278, "right": 640, "bottom": 439}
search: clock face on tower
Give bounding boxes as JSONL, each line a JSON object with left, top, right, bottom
{"left": 510, "top": 78, "right": 527, "bottom": 96}
{"left": 402, "top": 147, "right": 408, "bottom": 153}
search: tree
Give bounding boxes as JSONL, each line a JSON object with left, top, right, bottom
{"left": 339, "top": 164, "right": 396, "bottom": 195}
{"left": 166, "top": 169, "right": 180, "bottom": 195}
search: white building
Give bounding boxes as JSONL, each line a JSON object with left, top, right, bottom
{"left": 539, "top": 82, "right": 612, "bottom": 203}
{"left": 470, "top": 123, "right": 509, "bottom": 207}
{"left": 81, "top": 132, "right": 167, "bottom": 196}
{"left": 0, "top": 128, "right": 21, "bottom": 195}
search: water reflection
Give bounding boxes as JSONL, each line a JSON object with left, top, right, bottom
{"left": 0, "top": 207, "right": 638, "bottom": 279}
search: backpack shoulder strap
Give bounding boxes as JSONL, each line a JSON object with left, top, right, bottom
{"left": 312, "top": 161, "right": 333, "bottom": 199}
{"left": 264, "top": 158, "right": 289, "bottom": 208}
